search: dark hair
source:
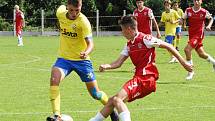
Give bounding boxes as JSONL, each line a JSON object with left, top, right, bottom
{"left": 67, "top": 0, "right": 82, "bottom": 7}
{"left": 118, "top": 14, "right": 137, "bottom": 30}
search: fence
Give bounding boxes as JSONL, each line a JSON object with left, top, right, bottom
{"left": 0, "top": 10, "right": 215, "bottom": 36}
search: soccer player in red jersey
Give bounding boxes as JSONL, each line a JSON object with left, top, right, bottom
{"left": 182, "top": 0, "right": 215, "bottom": 80}
{"left": 89, "top": 15, "right": 192, "bottom": 121}
{"left": 14, "top": 5, "right": 25, "bottom": 46}
{"left": 133, "top": 0, "right": 161, "bottom": 38}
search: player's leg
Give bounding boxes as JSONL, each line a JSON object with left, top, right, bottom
{"left": 184, "top": 43, "right": 194, "bottom": 80}
{"left": 75, "top": 60, "right": 118, "bottom": 121}
{"left": 47, "top": 58, "right": 71, "bottom": 121}
{"left": 175, "top": 27, "right": 182, "bottom": 51}
{"left": 85, "top": 81, "right": 119, "bottom": 121}
{"left": 16, "top": 27, "right": 23, "bottom": 46}
{"left": 196, "top": 47, "right": 215, "bottom": 71}
{"left": 166, "top": 36, "right": 177, "bottom": 63}
{"left": 89, "top": 89, "right": 129, "bottom": 121}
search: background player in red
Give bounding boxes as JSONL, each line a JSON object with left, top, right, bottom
{"left": 89, "top": 15, "right": 192, "bottom": 121}
{"left": 14, "top": 5, "right": 25, "bottom": 46}
{"left": 182, "top": 0, "right": 215, "bottom": 80}
{"left": 133, "top": 0, "right": 161, "bottom": 38}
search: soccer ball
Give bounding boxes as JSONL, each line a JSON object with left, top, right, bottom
{"left": 61, "top": 114, "right": 73, "bottom": 121}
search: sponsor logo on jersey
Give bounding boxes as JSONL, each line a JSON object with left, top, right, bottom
{"left": 61, "top": 28, "right": 77, "bottom": 37}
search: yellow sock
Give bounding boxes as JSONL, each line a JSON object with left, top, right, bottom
{"left": 99, "top": 91, "right": 108, "bottom": 105}
{"left": 50, "top": 86, "right": 60, "bottom": 115}
{"left": 176, "top": 38, "right": 180, "bottom": 47}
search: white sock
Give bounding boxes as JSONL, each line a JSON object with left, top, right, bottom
{"left": 92, "top": 112, "right": 105, "bottom": 121}
{"left": 207, "top": 55, "right": 215, "bottom": 65}
{"left": 187, "top": 60, "right": 193, "bottom": 65}
{"left": 119, "top": 111, "right": 131, "bottom": 121}
{"left": 18, "top": 35, "right": 23, "bottom": 45}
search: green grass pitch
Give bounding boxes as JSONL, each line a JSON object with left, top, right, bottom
{"left": 0, "top": 35, "right": 215, "bottom": 121}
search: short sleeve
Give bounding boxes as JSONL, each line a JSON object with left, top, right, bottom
{"left": 148, "top": 9, "right": 155, "bottom": 19}
{"left": 205, "top": 10, "right": 212, "bottom": 19}
{"left": 56, "top": 5, "right": 66, "bottom": 18}
{"left": 120, "top": 45, "right": 129, "bottom": 56}
{"left": 160, "top": 12, "right": 165, "bottom": 22}
{"left": 81, "top": 16, "right": 92, "bottom": 39}
{"left": 143, "top": 35, "right": 162, "bottom": 48}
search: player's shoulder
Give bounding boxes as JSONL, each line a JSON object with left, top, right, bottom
{"left": 56, "top": 5, "right": 67, "bottom": 18}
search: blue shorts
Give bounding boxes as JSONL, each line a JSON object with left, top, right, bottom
{"left": 53, "top": 58, "right": 96, "bottom": 82}
{"left": 176, "top": 27, "right": 182, "bottom": 35}
{"left": 165, "top": 36, "right": 175, "bottom": 44}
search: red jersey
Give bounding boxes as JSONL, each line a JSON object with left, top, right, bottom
{"left": 184, "top": 7, "right": 211, "bottom": 39}
{"left": 15, "top": 10, "right": 24, "bottom": 28}
{"left": 121, "top": 32, "right": 160, "bottom": 79}
{"left": 133, "top": 7, "right": 154, "bottom": 34}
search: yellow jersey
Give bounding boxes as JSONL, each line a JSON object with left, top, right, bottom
{"left": 56, "top": 5, "right": 92, "bottom": 60}
{"left": 161, "top": 9, "right": 180, "bottom": 36}
{"left": 175, "top": 8, "right": 183, "bottom": 27}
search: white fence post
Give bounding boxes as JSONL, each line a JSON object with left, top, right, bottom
{"left": 96, "top": 10, "right": 99, "bottom": 37}
{"left": 123, "top": 10, "right": 126, "bottom": 16}
{"left": 13, "top": 9, "right": 16, "bottom": 36}
{"left": 41, "top": 10, "right": 44, "bottom": 35}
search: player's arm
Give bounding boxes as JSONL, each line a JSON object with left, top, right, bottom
{"left": 205, "top": 11, "right": 213, "bottom": 31}
{"left": 80, "top": 36, "right": 94, "bottom": 59}
{"left": 159, "top": 41, "right": 192, "bottom": 72}
{"left": 21, "top": 12, "right": 25, "bottom": 27}
{"left": 152, "top": 18, "right": 161, "bottom": 38}
{"left": 182, "top": 9, "right": 188, "bottom": 30}
{"left": 143, "top": 35, "right": 192, "bottom": 72}
{"left": 80, "top": 16, "right": 94, "bottom": 59}
{"left": 99, "top": 54, "right": 128, "bottom": 72}
{"left": 159, "top": 13, "right": 165, "bottom": 27}
{"left": 149, "top": 10, "right": 161, "bottom": 38}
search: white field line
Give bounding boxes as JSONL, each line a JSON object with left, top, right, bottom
{"left": 0, "top": 55, "right": 41, "bottom": 67}
{"left": 0, "top": 105, "right": 215, "bottom": 115}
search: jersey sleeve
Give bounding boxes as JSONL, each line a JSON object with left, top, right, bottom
{"left": 174, "top": 11, "right": 181, "bottom": 19}
{"left": 120, "top": 45, "right": 129, "bottom": 56}
{"left": 160, "top": 12, "right": 165, "bottom": 22}
{"left": 143, "top": 35, "right": 162, "bottom": 48}
{"left": 148, "top": 9, "right": 155, "bottom": 19}
{"left": 56, "top": 5, "right": 66, "bottom": 18}
{"left": 205, "top": 10, "right": 212, "bottom": 19}
{"left": 81, "top": 16, "right": 93, "bottom": 40}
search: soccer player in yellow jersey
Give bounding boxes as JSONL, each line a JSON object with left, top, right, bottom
{"left": 172, "top": 1, "right": 184, "bottom": 51}
{"left": 47, "top": 0, "right": 118, "bottom": 121}
{"left": 159, "top": 0, "right": 181, "bottom": 63}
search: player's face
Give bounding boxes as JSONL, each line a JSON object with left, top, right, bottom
{"left": 136, "top": 1, "right": 144, "bottom": 8}
{"left": 67, "top": 4, "right": 82, "bottom": 20}
{"left": 121, "top": 25, "right": 133, "bottom": 40}
{"left": 172, "top": 3, "right": 178, "bottom": 10}
{"left": 194, "top": 0, "right": 202, "bottom": 7}
{"left": 164, "top": 2, "right": 171, "bottom": 10}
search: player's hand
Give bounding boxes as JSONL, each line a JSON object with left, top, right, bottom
{"left": 183, "top": 26, "right": 187, "bottom": 31}
{"left": 99, "top": 64, "right": 110, "bottom": 72}
{"left": 206, "top": 26, "right": 211, "bottom": 31}
{"left": 80, "top": 52, "right": 88, "bottom": 59}
{"left": 157, "top": 33, "right": 161, "bottom": 39}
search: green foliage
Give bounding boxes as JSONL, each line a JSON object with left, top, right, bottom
{"left": 0, "top": 16, "right": 12, "bottom": 31}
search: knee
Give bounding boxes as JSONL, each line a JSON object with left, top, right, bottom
{"left": 50, "top": 76, "right": 60, "bottom": 85}
{"left": 112, "top": 96, "right": 122, "bottom": 107}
